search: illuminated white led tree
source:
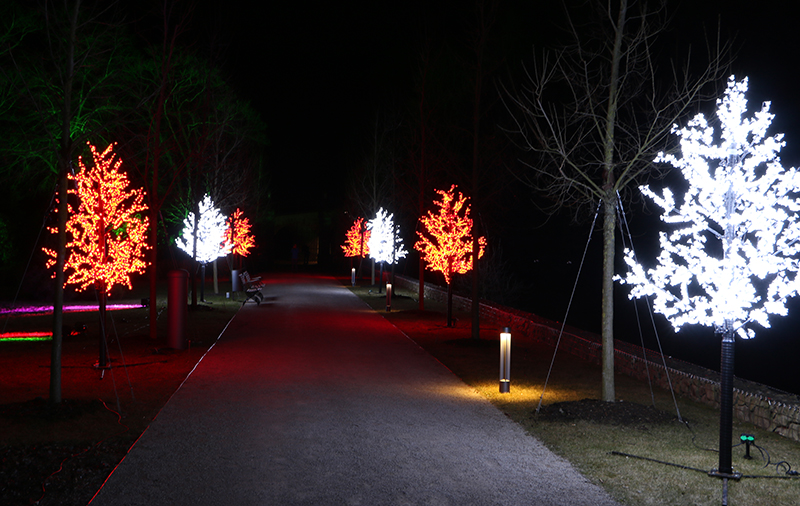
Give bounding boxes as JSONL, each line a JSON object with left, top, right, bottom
{"left": 177, "top": 194, "right": 231, "bottom": 264}
{"left": 178, "top": 194, "right": 231, "bottom": 304}
{"left": 368, "top": 208, "right": 407, "bottom": 264}
{"left": 617, "top": 76, "right": 800, "bottom": 477}
{"left": 367, "top": 208, "right": 407, "bottom": 291}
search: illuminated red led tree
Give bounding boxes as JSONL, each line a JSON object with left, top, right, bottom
{"left": 44, "top": 142, "right": 150, "bottom": 289}
{"left": 342, "top": 217, "right": 370, "bottom": 258}
{"left": 415, "top": 185, "right": 486, "bottom": 327}
{"left": 342, "top": 216, "right": 371, "bottom": 284}
{"left": 44, "top": 142, "right": 149, "bottom": 367}
{"left": 225, "top": 208, "right": 256, "bottom": 258}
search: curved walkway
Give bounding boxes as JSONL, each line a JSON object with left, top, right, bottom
{"left": 90, "top": 274, "right": 620, "bottom": 506}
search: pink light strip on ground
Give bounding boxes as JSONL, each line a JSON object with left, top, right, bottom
{"left": 0, "top": 331, "right": 53, "bottom": 341}
{"left": 0, "top": 303, "right": 143, "bottom": 316}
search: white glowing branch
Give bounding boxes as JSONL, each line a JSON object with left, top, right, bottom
{"left": 617, "top": 76, "right": 800, "bottom": 339}
{"left": 177, "top": 194, "right": 231, "bottom": 264}
{"left": 367, "top": 208, "right": 407, "bottom": 264}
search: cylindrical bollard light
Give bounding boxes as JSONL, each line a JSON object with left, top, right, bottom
{"left": 500, "top": 327, "right": 511, "bottom": 393}
{"left": 351, "top": 267, "right": 356, "bottom": 286}
{"left": 386, "top": 283, "right": 392, "bottom": 312}
{"left": 231, "top": 268, "right": 242, "bottom": 292}
{"left": 167, "top": 269, "right": 189, "bottom": 350}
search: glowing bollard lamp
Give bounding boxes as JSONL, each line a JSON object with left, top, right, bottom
{"left": 351, "top": 267, "right": 356, "bottom": 286}
{"left": 499, "top": 327, "right": 511, "bottom": 393}
{"left": 386, "top": 283, "right": 392, "bottom": 312}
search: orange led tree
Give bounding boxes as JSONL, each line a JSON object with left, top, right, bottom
{"left": 225, "top": 208, "right": 256, "bottom": 261}
{"left": 342, "top": 217, "right": 370, "bottom": 280}
{"left": 415, "top": 185, "right": 486, "bottom": 327}
{"left": 341, "top": 217, "right": 370, "bottom": 258}
{"left": 44, "top": 142, "right": 149, "bottom": 367}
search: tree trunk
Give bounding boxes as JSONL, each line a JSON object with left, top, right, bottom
{"left": 598, "top": 0, "right": 627, "bottom": 403}
{"left": 148, "top": 206, "right": 159, "bottom": 339}
{"left": 50, "top": 166, "right": 68, "bottom": 404}
{"left": 191, "top": 210, "right": 198, "bottom": 307}
{"left": 50, "top": 0, "right": 81, "bottom": 404}
{"left": 471, "top": 233, "right": 480, "bottom": 339}
{"left": 471, "top": 96, "right": 481, "bottom": 339}
{"left": 418, "top": 58, "right": 428, "bottom": 312}
{"left": 470, "top": 0, "right": 488, "bottom": 341}
{"left": 601, "top": 194, "right": 617, "bottom": 402}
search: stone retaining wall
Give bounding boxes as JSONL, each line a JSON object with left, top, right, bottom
{"left": 394, "top": 275, "right": 800, "bottom": 442}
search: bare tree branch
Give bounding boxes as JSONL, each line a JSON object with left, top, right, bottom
{"left": 501, "top": 0, "right": 731, "bottom": 401}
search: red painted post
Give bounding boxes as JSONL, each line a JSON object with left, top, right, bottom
{"left": 167, "top": 269, "right": 189, "bottom": 349}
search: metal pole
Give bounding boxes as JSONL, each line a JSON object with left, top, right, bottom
{"left": 446, "top": 282, "right": 453, "bottom": 327}
{"left": 98, "top": 285, "right": 108, "bottom": 369}
{"left": 200, "top": 263, "right": 206, "bottom": 302}
{"left": 718, "top": 321, "right": 735, "bottom": 475}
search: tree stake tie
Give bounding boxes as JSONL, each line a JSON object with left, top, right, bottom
{"left": 536, "top": 200, "right": 600, "bottom": 414}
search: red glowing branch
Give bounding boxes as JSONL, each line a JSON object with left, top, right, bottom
{"left": 341, "top": 217, "right": 370, "bottom": 258}
{"left": 44, "top": 142, "right": 150, "bottom": 293}
{"left": 225, "top": 208, "right": 256, "bottom": 257}
{"left": 415, "top": 185, "right": 486, "bottom": 285}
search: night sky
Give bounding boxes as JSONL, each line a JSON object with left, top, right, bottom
{"left": 195, "top": 1, "right": 800, "bottom": 395}
{"left": 204, "top": 0, "right": 800, "bottom": 213}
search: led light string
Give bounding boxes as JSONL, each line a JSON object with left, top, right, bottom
{"left": 105, "top": 295, "right": 135, "bottom": 404}
{"left": 610, "top": 448, "right": 799, "bottom": 479}
{"left": 36, "top": 398, "right": 130, "bottom": 504}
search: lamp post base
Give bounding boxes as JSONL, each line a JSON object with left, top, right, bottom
{"left": 708, "top": 469, "right": 742, "bottom": 480}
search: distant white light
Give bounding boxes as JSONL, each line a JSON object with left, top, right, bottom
{"left": 177, "top": 194, "right": 231, "bottom": 264}
{"left": 367, "top": 208, "right": 407, "bottom": 264}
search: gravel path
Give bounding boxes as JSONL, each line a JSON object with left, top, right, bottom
{"left": 90, "top": 274, "right": 621, "bottom": 506}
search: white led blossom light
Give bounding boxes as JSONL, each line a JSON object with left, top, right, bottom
{"left": 177, "top": 194, "right": 231, "bottom": 264}
{"left": 367, "top": 208, "right": 407, "bottom": 265}
{"left": 617, "top": 76, "right": 800, "bottom": 340}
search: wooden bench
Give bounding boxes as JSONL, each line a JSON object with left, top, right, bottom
{"left": 238, "top": 271, "right": 263, "bottom": 305}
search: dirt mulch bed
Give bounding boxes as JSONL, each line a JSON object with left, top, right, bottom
{"left": 535, "top": 398, "right": 679, "bottom": 426}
